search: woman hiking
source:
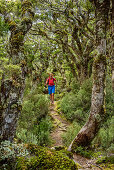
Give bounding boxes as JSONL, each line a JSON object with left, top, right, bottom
{"left": 45, "top": 73, "right": 57, "bottom": 104}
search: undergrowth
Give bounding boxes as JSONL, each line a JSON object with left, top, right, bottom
{"left": 16, "top": 87, "right": 52, "bottom": 146}
{"left": 60, "top": 78, "right": 92, "bottom": 124}
{"left": 60, "top": 76, "right": 114, "bottom": 152}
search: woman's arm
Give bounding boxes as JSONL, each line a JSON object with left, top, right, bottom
{"left": 45, "top": 79, "right": 48, "bottom": 86}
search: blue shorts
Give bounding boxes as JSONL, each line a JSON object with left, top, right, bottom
{"left": 48, "top": 85, "right": 55, "bottom": 94}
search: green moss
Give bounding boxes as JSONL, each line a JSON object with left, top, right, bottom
{"left": 16, "top": 157, "right": 28, "bottom": 170}
{"left": 22, "top": 1, "right": 32, "bottom": 8}
{"left": 8, "top": 20, "right": 16, "bottom": 30}
{"left": 22, "top": 17, "right": 32, "bottom": 24}
{"left": 95, "top": 114, "right": 102, "bottom": 122}
{"left": 94, "top": 54, "right": 106, "bottom": 64}
{"left": 54, "top": 145, "right": 65, "bottom": 151}
{"left": 22, "top": 8, "right": 33, "bottom": 17}
{"left": 16, "top": 144, "right": 77, "bottom": 170}
{"left": 11, "top": 32, "right": 24, "bottom": 45}
{"left": 21, "top": 0, "right": 34, "bottom": 24}
{"left": 11, "top": 104, "right": 17, "bottom": 109}
{"left": 22, "top": 0, "right": 32, "bottom": 16}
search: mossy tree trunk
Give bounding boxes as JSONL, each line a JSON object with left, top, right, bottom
{"left": 0, "top": 0, "right": 34, "bottom": 142}
{"left": 68, "top": 0, "right": 110, "bottom": 151}
{"left": 112, "top": 0, "right": 114, "bottom": 92}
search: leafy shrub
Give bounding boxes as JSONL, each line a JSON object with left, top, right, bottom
{"left": 92, "top": 116, "right": 114, "bottom": 150}
{"left": 17, "top": 93, "right": 49, "bottom": 129}
{"left": 34, "top": 116, "right": 52, "bottom": 146}
{"left": 0, "top": 16, "right": 9, "bottom": 36}
{"left": 74, "top": 146, "right": 93, "bottom": 158}
{"left": 96, "top": 155, "right": 114, "bottom": 164}
{"left": 105, "top": 76, "right": 114, "bottom": 119}
{"left": 70, "top": 79, "right": 80, "bottom": 93}
{"left": 60, "top": 78, "right": 92, "bottom": 123}
{"left": 16, "top": 88, "right": 52, "bottom": 146}
{"left": 17, "top": 117, "right": 52, "bottom": 146}
{"left": 107, "top": 143, "right": 114, "bottom": 153}
{"left": 16, "top": 129, "right": 38, "bottom": 144}
{"left": 62, "top": 122, "right": 81, "bottom": 147}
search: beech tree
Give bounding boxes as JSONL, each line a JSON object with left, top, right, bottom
{"left": 68, "top": 0, "right": 111, "bottom": 151}
{"left": 111, "top": 0, "right": 114, "bottom": 92}
{"left": 0, "top": 0, "right": 34, "bottom": 142}
{"left": 29, "top": 0, "right": 95, "bottom": 83}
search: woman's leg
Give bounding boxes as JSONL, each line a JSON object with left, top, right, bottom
{"left": 50, "top": 94, "right": 52, "bottom": 102}
{"left": 48, "top": 86, "right": 52, "bottom": 103}
{"left": 52, "top": 93, "right": 54, "bottom": 103}
{"left": 51, "top": 85, "right": 55, "bottom": 104}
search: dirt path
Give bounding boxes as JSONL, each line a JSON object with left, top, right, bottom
{"left": 73, "top": 154, "right": 103, "bottom": 170}
{"left": 49, "top": 101, "right": 102, "bottom": 170}
{"left": 49, "top": 101, "right": 69, "bottom": 146}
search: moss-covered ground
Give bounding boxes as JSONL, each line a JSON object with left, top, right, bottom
{"left": 16, "top": 143, "right": 77, "bottom": 170}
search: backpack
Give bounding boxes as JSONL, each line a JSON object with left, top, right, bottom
{"left": 47, "top": 78, "right": 54, "bottom": 85}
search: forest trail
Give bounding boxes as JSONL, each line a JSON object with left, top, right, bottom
{"left": 49, "top": 101, "right": 69, "bottom": 146}
{"left": 49, "top": 101, "right": 102, "bottom": 170}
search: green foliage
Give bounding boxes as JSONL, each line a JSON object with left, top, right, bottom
{"left": 96, "top": 155, "right": 114, "bottom": 164}
{"left": 61, "top": 76, "right": 114, "bottom": 152}
{"left": 0, "top": 57, "right": 9, "bottom": 80}
{"left": 79, "top": 0, "right": 94, "bottom": 12}
{"left": 94, "top": 155, "right": 114, "bottom": 169}
{"left": 16, "top": 144, "right": 77, "bottom": 170}
{"left": 17, "top": 116, "right": 52, "bottom": 146}
{"left": 70, "top": 79, "right": 80, "bottom": 93}
{"left": 0, "top": 60, "right": 20, "bottom": 83}
{"left": 106, "top": 76, "right": 114, "bottom": 118}
{"left": 74, "top": 146, "right": 93, "bottom": 158}
{"left": 92, "top": 116, "right": 114, "bottom": 150}
{"left": 62, "top": 122, "right": 81, "bottom": 147}
{"left": 17, "top": 87, "right": 52, "bottom": 146}
{"left": 18, "top": 93, "right": 49, "bottom": 129}
{"left": 0, "top": 16, "right": 9, "bottom": 36}
{"left": 60, "top": 78, "right": 92, "bottom": 123}
{"left": 34, "top": 116, "right": 53, "bottom": 146}
{"left": 4, "top": 64, "right": 21, "bottom": 78}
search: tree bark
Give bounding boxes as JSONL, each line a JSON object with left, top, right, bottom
{"left": 0, "top": 0, "right": 34, "bottom": 142}
{"left": 68, "top": 0, "right": 110, "bottom": 151}
{"left": 112, "top": 0, "right": 114, "bottom": 92}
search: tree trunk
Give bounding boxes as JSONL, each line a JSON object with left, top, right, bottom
{"left": 0, "top": 0, "right": 34, "bottom": 142}
{"left": 68, "top": 0, "right": 110, "bottom": 151}
{"left": 65, "top": 55, "right": 78, "bottom": 80}
{"left": 112, "top": 0, "right": 114, "bottom": 92}
{"left": 77, "top": 60, "right": 89, "bottom": 84}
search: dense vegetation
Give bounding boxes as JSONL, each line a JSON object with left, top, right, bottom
{"left": 0, "top": 0, "right": 113, "bottom": 169}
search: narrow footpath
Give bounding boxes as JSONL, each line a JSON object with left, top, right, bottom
{"left": 49, "top": 101, "right": 102, "bottom": 170}
{"left": 49, "top": 101, "right": 69, "bottom": 146}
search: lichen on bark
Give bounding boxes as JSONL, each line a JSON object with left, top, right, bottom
{"left": 0, "top": 0, "right": 34, "bottom": 142}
